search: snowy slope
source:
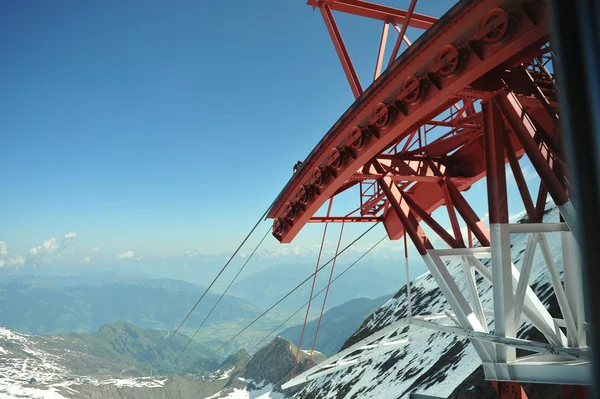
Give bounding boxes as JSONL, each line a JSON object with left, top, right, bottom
{"left": 290, "top": 205, "right": 563, "bottom": 399}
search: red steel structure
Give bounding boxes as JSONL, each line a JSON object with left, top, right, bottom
{"left": 269, "top": 0, "right": 590, "bottom": 398}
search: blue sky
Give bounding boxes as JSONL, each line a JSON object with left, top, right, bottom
{"left": 0, "top": 1, "right": 539, "bottom": 273}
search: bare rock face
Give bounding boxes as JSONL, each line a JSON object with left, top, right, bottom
{"left": 218, "top": 348, "right": 251, "bottom": 371}
{"left": 243, "top": 336, "right": 326, "bottom": 391}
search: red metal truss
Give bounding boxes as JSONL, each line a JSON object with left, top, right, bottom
{"left": 269, "top": 0, "right": 555, "bottom": 244}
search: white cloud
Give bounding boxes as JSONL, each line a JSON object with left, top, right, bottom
{"left": 9, "top": 255, "right": 25, "bottom": 266}
{"left": 29, "top": 232, "right": 77, "bottom": 261}
{"left": 63, "top": 232, "right": 77, "bottom": 246}
{"left": 0, "top": 259, "right": 4, "bottom": 268}
{"left": 118, "top": 250, "right": 142, "bottom": 260}
{"left": 83, "top": 256, "right": 91, "bottom": 263}
{"left": 42, "top": 238, "right": 58, "bottom": 252}
{"left": 30, "top": 237, "right": 58, "bottom": 257}
{"left": 0, "top": 242, "right": 7, "bottom": 256}
{"left": 119, "top": 250, "right": 135, "bottom": 259}
{"left": 92, "top": 247, "right": 100, "bottom": 252}
{"left": 522, "top": 165, "right": 537, "bottom": 181}
{"left": 185, "top": 250, "right": 199, "bottom": 258}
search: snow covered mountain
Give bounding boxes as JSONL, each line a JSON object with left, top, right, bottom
{"left": 0, "top": 205, "right": 568, "bottom": 398}
{"left": 0, "top": 324, "right": 227, "bottom": 399}
{"left": 203, "top": 336, "right": 327, "bottom": 399}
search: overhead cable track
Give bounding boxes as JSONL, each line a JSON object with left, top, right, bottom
{"left": 208, "top": 222, "right": 381, "bottom": 358}
{"left": 182, "top": 232, "right": 389, "bottom": 399}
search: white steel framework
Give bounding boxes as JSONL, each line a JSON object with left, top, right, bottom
{"left": 283, "top": 222, "right": 591, "bottom": 389}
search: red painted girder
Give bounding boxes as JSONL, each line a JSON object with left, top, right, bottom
{"left": 398, "top": 184, "right": 461, "bottom": 248}
{"left": 388, "top": 0, "right": 418, "bottom": 65}
{"left": 308, "top": 216, "right": 384, "bottom": 223}
{"left": 426, "top": 120, "right": 480, "bottom": 128}
{"left": 271, "top": 0, "right": 549, "bottom": 243}
{"left": 307, "top": 0, "right": 437, "bottom": 30}
{"left": 495, "top": 93, "right": 569, "bottom": 206}
{"left": 442, "top": 182, "right": 465, "bottom": 247}
{"left": 321, "top": 4, "right": 363, "bottom": 99}
{"left": 483, "top": 99, "right": 509, "bottom": 224}
{"left": 349, "top": 173, "right": 445, "bottom": 183}
{"left": 373, "top": 22, "right": 389, "bottom": 81}
{"left": 491, "top": 381, "right": 529, "bottom": 398}
{"left": 503, "top": 126, "right": 537, "bottom": 221}
{"left": 397, "top": 128, "right": 482, "bottom": 158}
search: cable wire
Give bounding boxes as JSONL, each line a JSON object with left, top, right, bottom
{"left": 255, "top": 232, "right": 386, "bottom": 357}
{"left": 153, "top": 207, "right": 271, "bottom": 364}
{"left": 208, "top": 222, "right": 380, "bottom": 358}
{"left": 308, "top": 221, "right": 345, "bottom": 364}
{"left": 172, "top": 227, "right": 271, "bottom": 366}
{"left": 291, "top": 199, "right": 333, "bottom": 378}
{"left": 230, "top": 233, "right": 388, "bottom": 384}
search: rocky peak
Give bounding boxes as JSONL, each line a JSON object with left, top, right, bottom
{"left": 243, "top": 336, "right": 326, "bottom": 392}
{"left": 218, "top": 348, "right": 251, "bottom": 370}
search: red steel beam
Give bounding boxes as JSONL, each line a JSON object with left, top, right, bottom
{"left": 348, "top": 173, "right": 443, "bottom": 183}
{"left": 392, "top": 24, "right": 413, "bottom": 46}
{"left": 444, "top": 177, "right": 491, "bottom": 247}
{"left": 425, "top": 120, "right": 480, "bottom": 128}
{"left": 307, "top": 0, "right": 437, "bottom": 30}
{"left": 388, "top": 0, "right": 417, "bottom": 66}
{"left": 398, "top": 185, "right": 461, "bottom": 248}
{"left": 442, "top": 182, "right": 465, "bottom": 247}
{"left": 308, "top": 216, "right": 383, "bottom": 223}
{"left": 503, "top": 128, "right": 537, "bottom": 221}
{"left": 491, "top": 381, "right": 529, "bottom": 398}
{"left": 495, "top": 93, "right": 569, "bottom": 206}
{"left": 374, "top": 23, "right": 389, "bottom": 80}
{"left": 379, "top": 179, "right": 428, "bottom": 255}
{"left": 535, "top": 180, "right": 548, "bottom": 222}
{"left": 320, "top": 4, "right": 363, "bottom": 99}
{"left": 483, "top": 99, "right": 509, "bottom": 225}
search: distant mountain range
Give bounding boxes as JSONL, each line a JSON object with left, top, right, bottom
{"left": 0, "top": 275, "right": 260, "bottom": 335}
{"left": 229, "top": 261, "right": 406, "bottom": 311}
{"left": 279, "top": 294, "right": 392, "bottom": 356}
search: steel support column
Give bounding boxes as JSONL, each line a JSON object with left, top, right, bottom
{"left": 380, "top": 178, "right": 494, "bottom": 362}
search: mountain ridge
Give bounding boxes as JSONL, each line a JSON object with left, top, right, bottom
{"left": 0, "top": 277, "right": 261, "bottom": 335}
{"left": 279, "top": 294, "right": 392, "bottom": 356}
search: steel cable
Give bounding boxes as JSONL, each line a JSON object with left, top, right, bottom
{"left": 152, "top": 207, "right": 271, "bottom": 365}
